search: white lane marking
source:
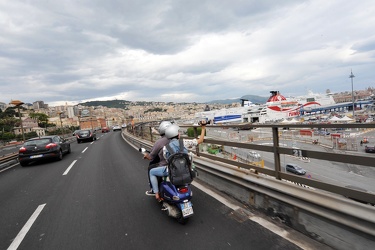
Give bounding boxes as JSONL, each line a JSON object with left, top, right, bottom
{"left": 7, "top": 204, "right": 46, "bottom": 250}
{"left": 82, "top": 147, "right": 88, "bottom": 153}
{"left": 63, "top": 160, "right": 77, "bottom": 176}
{"left": 193, "top": 182, "right": 241, "bottom": 210}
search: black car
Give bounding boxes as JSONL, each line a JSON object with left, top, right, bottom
{"left": 18, "top": 135, "right": 71, "bottom": 167}
{"left": 72, "top": 130, "right": 80, "bottom": 136}
{"left": 76, "top": 129, "right": 97, "bottom": 143}
{"left": 365, "top": 145, "right": 375, "bottom": 153}
{"left": 286, "top": 163, "right": 306, "bottom": 175}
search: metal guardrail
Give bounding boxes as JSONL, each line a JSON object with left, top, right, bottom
{"left": 122, "top": 127, "right": 375, "bottom": 249}
{"left": 0, "top": 152, "right": 19, "bottom": 170}
{"left": 127, "top": 122, "right": 375, "bottom": 205}
{"left": 0, "top": 152, "right": 18, "bottom": 164}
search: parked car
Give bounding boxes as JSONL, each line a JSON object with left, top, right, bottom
{"left": 285, "top": 163, "right": 306, "bottom": 175}
{"left": 18, "top": 135, "right": 71, "bottom": 167}
{"left": 76, "top": 130, "right": 97, "bottom": 143}
{"left": 101, "top": 127, "right": 110, "bottom": 133}
{"left": 113, "top": 125, "right": 121, "bottom": 131}
{"left": 247, "top": 151, "right": 261, "bottom": 160}
{"left": 365, "top": 145, "right": 375, "bottom": 153}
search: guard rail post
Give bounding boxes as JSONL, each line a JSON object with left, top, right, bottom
{"left": 272, "top": 126, "right": 282, "bottom": 180}
{"left": 149, "top": 127, "right": 153, "bottom": 143}
{"left": 193, "top": 127, "right": 198, "bottom": 138}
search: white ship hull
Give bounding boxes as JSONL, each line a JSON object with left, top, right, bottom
{"left": 195, "top": 91, "right": 338, "bottom": 124}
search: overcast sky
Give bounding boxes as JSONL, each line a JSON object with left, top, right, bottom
{"left": 1, "top": 0, "right": 374, "bottom": 107}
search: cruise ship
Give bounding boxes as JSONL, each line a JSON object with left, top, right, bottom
{"left": 196, "top": 91, "right": 338, "bottom": 124}
{"left": 243, "top": 91, "right": 342, "bottom": 123}
{"left": 293, "top": 90, "right": 336, "bottom": 112}
{"left": 194, "top": 99, "right": 256, "bottom": 124}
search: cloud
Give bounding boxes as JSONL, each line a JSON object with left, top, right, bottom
{"left": 1, "top": 0, "right": 374, "bottom": 106}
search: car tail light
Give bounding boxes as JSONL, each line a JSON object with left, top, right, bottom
{"left": 45, "top": 143, "right": 58, "bottom": 149}
{"left": 178, "top": 187, "right": 189, "bottom": 193}
{"left": 19, "top": 147, "right": 27, "bottom": 153}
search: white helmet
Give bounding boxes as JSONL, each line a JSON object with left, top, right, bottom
{"left": 158, "top": 121, "right": 172, "bottom": 135}
{"left": 165, "top": 124, "right": 180, "bottom": 139}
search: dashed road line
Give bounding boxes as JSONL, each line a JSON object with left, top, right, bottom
{"left": 7, "top": 204, "right": 46, "bottom": 250}
{"left": 63, "top": 160, "right": 77, "bottom": 176}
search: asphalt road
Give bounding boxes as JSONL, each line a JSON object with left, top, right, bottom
{"left": 0, "top": 131, "right": 327, "bottom": 250}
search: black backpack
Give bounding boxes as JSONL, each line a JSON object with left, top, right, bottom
{"left": 165, "top": 138, "right": 194, "bottom": 186}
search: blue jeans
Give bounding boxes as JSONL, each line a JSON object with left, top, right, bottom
{"left": 149, "top": 166, "right": 168, "bottom": 193}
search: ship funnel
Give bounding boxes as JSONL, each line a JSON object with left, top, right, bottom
{"left": 240, "top": 99, "right": 249, "bottom": 107}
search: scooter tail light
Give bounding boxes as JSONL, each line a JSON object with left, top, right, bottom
{"left": 178, "top": 187, "right": 189, "bottom": 193}
{"left": 19, "top": 147, "right": 26, "bottom": 153}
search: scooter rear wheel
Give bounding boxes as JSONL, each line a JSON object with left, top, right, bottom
{"left": 177, "top": 216, "right": 189, "bottom": 225}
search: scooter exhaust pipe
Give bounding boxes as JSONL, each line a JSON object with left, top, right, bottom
{"left": 161, "top": 202, "right": 180, "bottom": 218}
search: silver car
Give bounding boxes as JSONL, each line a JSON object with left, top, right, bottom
{"left": 285, "top": 163, "right": 306, "bottom": 175}
{"left": 113, "top": 125, "right": 121, "bottom": 131}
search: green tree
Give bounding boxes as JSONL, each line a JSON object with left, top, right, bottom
{"left": 0, "top": 108, "right": 19, "bottom": 143}
{"left": 0, "top": 117, "right": 18, "bottom": 133}
{"left": 0, "top": 132, "right": 16, "bottom": 141}
{"left": 29, "top": 112, "right": 49, "bottom": 127}
{"left": 24, "top": 131, "right": 38, "bottom": 140}
{"left": 0, "top": 107, "right": 17, "bottom": 119}
{"left": 186, "top": 127, "right": 205, "bottom": 137}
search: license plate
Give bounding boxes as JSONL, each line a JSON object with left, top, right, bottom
{"left": 181, "top": 201, "right": 194, "bottom": 217}
{"left": 30, "top": 154, "right": 43, "bottom": 159}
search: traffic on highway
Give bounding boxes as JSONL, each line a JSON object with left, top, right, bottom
{"left": 0, "top": 130, "right": 324, "bottom": 250}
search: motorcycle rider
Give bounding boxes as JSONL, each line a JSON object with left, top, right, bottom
{"left": 149, "top": 121, "right": 207, "bottom": 201}
{"left": 143, "top": 121, "right": 172, "bottom": 196}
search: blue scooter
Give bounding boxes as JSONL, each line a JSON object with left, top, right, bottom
{"left": 140, "top": 148, "right": 195, "bottom": 224}
{"left": 159, "top": 178, "right": 194, "bottom": 224}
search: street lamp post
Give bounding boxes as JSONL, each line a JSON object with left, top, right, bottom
{"left": 349, "top": 70, "right": 355, "bottom": 120}
{"left": 9, "top": 100, "right": 25, "bottom": 142}
{"left": 77, "top": 115, "right": 81, "bottom": 129}
{"left": 90, "top": 117, "right": 94, "bottom": 130}
{"left": 90, "top": 108, "right": 94, "bottom": 130}
{"left": 58, "top": 111, "right": 64, "bottom": 138}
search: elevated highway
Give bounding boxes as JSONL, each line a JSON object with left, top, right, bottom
{"left": 1, "top": 130, "right": 327, "bottom": 250}
{"left": 1, "top": 124, "right": 374, "bottom": 249}
{"left": 126, "top": 122, "right": 375, "bottom": 250}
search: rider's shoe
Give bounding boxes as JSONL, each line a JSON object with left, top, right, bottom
{"left": 145, "top": 190, "right": 156, "bottom": 196}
